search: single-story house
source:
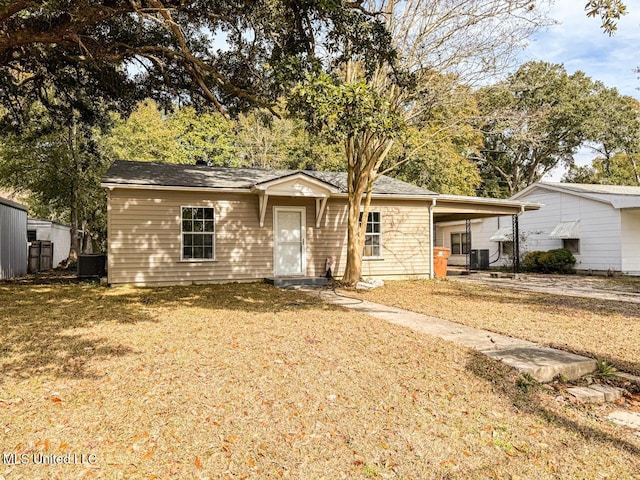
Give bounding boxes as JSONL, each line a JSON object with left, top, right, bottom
{"left": 437, "top": 182, "right": 640, "bottom": 275}
{"left": 27, "top": 219, "right": 72, "bottom": 268}
{"left": 0, "top": 196, "right": 28, "bottom": 280}
{"left": 101, "top": 160, "right": 539, "bottom": 285}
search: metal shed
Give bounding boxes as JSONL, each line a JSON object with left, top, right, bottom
{"left": 0, "top": 196, "right": 28, "bottom": 280}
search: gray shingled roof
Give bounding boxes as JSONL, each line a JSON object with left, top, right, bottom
{"left": 102, "top": 160, "right": 437, "bottom": 196}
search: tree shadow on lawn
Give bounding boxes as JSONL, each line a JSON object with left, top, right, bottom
{"left": 0, "top": 282, "right": 329, "bottom": 381}
{"left": 0, "top": 284, "right": 153, "bottom": 380}
{"left": 465, "top": 351, "right": 640, "bottom": 459}
{"left": 117, "top": 282, "right": 334, "bottom": 313}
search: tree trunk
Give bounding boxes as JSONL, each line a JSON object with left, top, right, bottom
{"left": 627, "top": 154, "right": 640, "bottom": 185}
{"left": 67, "top": 121, "right": 81, "bottom": 262}
{"left": 69, "top": 199, "right": 79, "bottom": 262}
{"left": 342, "top": 190, "right": 367, "bottom": 284}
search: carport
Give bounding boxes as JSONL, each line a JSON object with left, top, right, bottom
{"left": 428, "top": 195, "right": 541, "bottom": 275}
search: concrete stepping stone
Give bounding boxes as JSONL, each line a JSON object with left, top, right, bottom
{"left": 567, "top": 385, "right": 624, "bottom": 404}
{"left": 309, "top": 290, "right": 597, "bottom": 383}
{"left": 590, "top": 384, "right": 624, "bottom": 402}
{"left": 484, "top": 347, "right": 596, "bottom": 383}
{"left": 607, "top": 411, "right": 640, "bottom": 433}
{"left": 614, "top": 372, "right": 640, "bottom": 386}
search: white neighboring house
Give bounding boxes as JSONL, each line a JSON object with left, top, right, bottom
{"left": 27, "top": 219, "right": 71, "bottom": 268}
{"left": 436, "top": 183, "right": 640, "bottom": 275}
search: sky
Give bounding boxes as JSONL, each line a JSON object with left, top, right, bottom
{"left": 518, "top": 1, "right": 640, "bottom": 179}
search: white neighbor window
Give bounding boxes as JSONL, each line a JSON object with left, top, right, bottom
{"left": 451, "top": 232, "right": 468, "bottom": 255}
{"left": 563, "top": 238, "right": 580, "bottom": 254}
{"left": 360, "top": 211, "right": 382, "bottom": 258}
{"left": 181, "top": 206, "right": 215, "bottom": 260}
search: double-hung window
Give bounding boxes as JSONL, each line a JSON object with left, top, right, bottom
{"left": 181, "top": 206, "right": 215, "bottom": 260}
{"left": 451, "top": 232, "right": 468, "bottom": 255}
{"left": 360, "top": 211, "right": 382, "bottom": 258}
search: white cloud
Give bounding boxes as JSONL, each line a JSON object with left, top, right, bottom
{"left": 521, "top": 0, "right": 640, "bottom": 98}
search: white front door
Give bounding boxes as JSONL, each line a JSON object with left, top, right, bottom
{"left": 274, "top": 207, "right": 306, "bottom": 276}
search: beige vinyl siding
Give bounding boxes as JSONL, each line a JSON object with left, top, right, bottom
{"left": 360, "top": 201, "right": 431, "bottom": 279}
{"left": 107, "top": 189, "right": 431, "bottom": 285}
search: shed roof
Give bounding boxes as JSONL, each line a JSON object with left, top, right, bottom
{"left": 512, "top": 182, "right": 640, "bottom": 209}
{"left": 102, "top": 160, "right": 436, "bottom": 197}
{"left": 539, "top": 183, "right": 640, "bottom": 196}
{"left": 0, "top": 196, "right": 27, "bottom": 212}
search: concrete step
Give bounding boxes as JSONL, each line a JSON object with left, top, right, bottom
{"left": 265, "top": 276, "right": 328, "bottom": 288}
{"left": 484, "top": 346, "right": 596, "bottom": 383}
{"left": 567, "top": 385, "right": 624, "bottom": 404}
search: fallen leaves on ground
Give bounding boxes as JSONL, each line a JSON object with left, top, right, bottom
{"left": 352, "top": 278, "right": 640, "bottom": 376}
{"left": 0, "top": 281, "right": 638, "bottom": 478}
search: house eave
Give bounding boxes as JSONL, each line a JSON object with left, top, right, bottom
{"left": 100, "top": 183, "right": 250, "bottom": 194}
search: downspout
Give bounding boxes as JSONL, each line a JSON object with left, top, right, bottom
{"left": 429, "top": 198, "right": 436, "bottom": 279}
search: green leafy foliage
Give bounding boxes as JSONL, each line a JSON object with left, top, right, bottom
{"left": 595, "top": 358, "right": 618, "bottom": 378}
{"left": 0, "top": 1, "right": 393, "bottom": 121}
{"left": 290, "top": 73, "right": 404, "bottom": 142}
{"left": 516, "top": 373, "right": 538, "bottom": 394}
{"left": 475, "top": 62, "right": 602, "bottom": 197}
{"left": 104, "top": 99, "right": 345, "bottom": 171}
{"left": 0, "top": 103, "right": 110, "bottom": 256}
{"left": 521, "top": 249, "right": 576, "bottom": 274}
{"left": 585, "top": 0, "right": 628, "bottom": 34}
{"left": 168, "top": 108, "right": 238, "bottom": 167}
{"left": 564, "top": 152, "right": 640, "bottom": 186}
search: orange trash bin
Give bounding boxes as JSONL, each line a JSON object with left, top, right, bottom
{"left": 433, "top": 247, "right": 451, "bottom": 279}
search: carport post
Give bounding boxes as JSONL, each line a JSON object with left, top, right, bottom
{"left": 512, "top": 214, "right": 520, "bottom": 273}
{"left": 465, "top": 218, "right": 471, "bottom": 272}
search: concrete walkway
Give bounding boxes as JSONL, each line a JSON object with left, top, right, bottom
{"left": 308, "top": 289, "right": 596, "bottom": 383}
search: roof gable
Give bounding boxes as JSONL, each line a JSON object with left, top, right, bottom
{"left": 252, "top": 172, "right": 340, "bottom": 196}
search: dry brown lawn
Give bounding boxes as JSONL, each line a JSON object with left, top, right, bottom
{"left": 1, "top": 282, "right": 639, "bottom": 479}
{"left": 352, "top": 279, "right": 640, "bottom": 377}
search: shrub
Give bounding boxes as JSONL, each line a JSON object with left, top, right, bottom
{"left": 522, "top": 248, "right": 576, "bottom": 274}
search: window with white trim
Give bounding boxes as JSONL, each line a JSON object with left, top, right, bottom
{"left": 360, "top": 211, "right": 382, "bottom": 258}
{"left": 181, "top": 206, "right": 215, "bottom": 260}
{"left": 451, "top": 232, "right": 468, "bottom": 255}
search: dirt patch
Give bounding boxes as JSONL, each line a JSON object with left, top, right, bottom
{"left": 0, "top": 282, "right": 638, "bottom": 478}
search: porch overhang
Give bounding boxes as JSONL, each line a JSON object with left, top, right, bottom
{"left": 431, "top": 195, "right": 542, "bottom": 223}
{"left": 251, "top": 172, "right": 340, "bottom": 228}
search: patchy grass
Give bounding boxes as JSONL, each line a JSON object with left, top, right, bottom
{"left": 0, "top": 282, "right": 639, "bottom": 479}
{"left": 351, "top": 279, "right": 640, "bottom": 377}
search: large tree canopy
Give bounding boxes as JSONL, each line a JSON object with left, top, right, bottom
{"left": 475, "top": 62, "right": 603, "bottom": 197}
{"left": 0, "top": 0, "right": 393, "bottom": 124}
{"left": 475, "top": 61, "right": 640, "bottom": 197}
{"left": 291, "top": 0, "right": 549, "bottom": 283}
